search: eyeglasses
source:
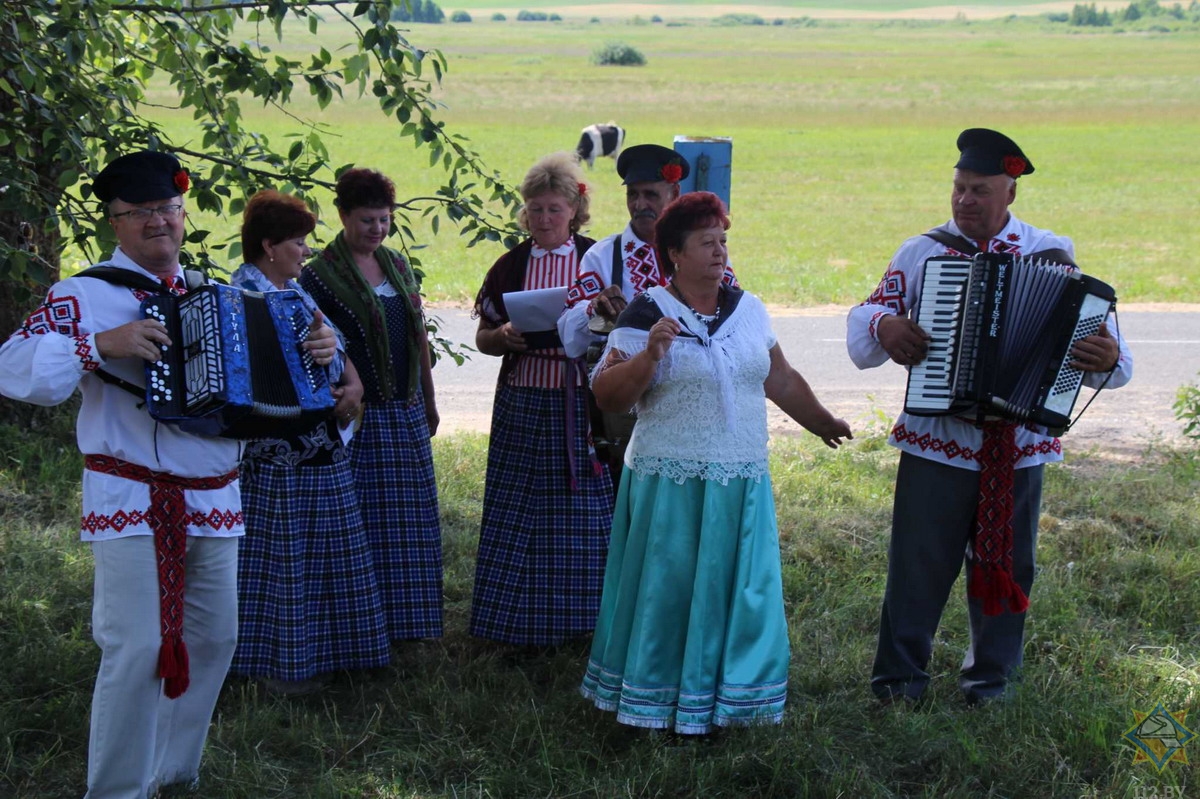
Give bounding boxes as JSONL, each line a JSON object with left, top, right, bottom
{"left": 111, "top": 204, "right": 184, "bottom": 222}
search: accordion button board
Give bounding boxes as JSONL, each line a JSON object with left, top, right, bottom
{"left": 141, "top": 283, "right": 335, "bottom": 439}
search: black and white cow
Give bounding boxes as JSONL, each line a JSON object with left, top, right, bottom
{"left": 575, "top": 122, "right": 625, "bottom": 169}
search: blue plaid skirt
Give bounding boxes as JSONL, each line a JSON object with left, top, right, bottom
{"left": 350, "top": 393, "right": 444, "bottom": 641}
{"left": 469, "top": 384, "right": 614, "bottom": 645}
{"left": 231, "top": 457, "right": 390, "bottom": 680}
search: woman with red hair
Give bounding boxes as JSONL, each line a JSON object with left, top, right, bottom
{"left": 581, "top": 191, "right": 852, "bottom": 734}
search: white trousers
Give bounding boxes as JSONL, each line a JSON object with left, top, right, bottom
{"left": 85, "top": 535, "right": 238, "bottom": 799}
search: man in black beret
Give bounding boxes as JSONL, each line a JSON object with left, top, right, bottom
{"left": 845, "top": 128, "right": 1133, "bottom": 708}
{"left": 560, "top": 144, "right": 691, "bottom": 344}
{"left": 0, "top": 150, "right": 335, "bottom": 797}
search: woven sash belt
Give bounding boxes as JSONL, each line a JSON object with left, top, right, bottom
{"left": 84, "top": 454, "right": 238, "bottom": 698}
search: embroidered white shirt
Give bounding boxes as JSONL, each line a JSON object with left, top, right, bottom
{"left": 0, "top": 248, "right": 245, "bottom": 540}
{"left": 846, "top": 216, "right": 1134, "bottom": 471}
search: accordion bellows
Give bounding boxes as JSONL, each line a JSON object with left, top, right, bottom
{"left": 142, "top": 284, "right": 335, "bottom": 439}
{"left": 904, "top": 253, "right": 1116, "bottom": 436}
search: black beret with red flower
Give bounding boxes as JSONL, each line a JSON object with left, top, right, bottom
{"left": 954, "top": 128, "right": 1035, "bottom": 178}
{"left": 616, "top": 143, "right": 690, "bottom": 186}
{"left": 92, "top": 150, "right": 191, "bottom": 204}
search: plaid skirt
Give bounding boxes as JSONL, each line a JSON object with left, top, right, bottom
{"left": 231, "top": 457, "right": 390, "bottom": 680}
{"left": 350, "top": 393, "right": 444, "bottom": 641}
{"left": 469, "top": 384, "right": 614, "bottom": 645}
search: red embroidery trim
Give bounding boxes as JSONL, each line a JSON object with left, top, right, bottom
{"left": 889, "top": 423, "right": 1061, "bottom": 462}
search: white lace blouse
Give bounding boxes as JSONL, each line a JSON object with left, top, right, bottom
{"left": 595, "top": 285, "right": 777, "bottom": 484}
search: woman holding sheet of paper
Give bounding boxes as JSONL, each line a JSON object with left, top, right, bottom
{"left": 469, "top": 152, "right": 615, "bottom": 648}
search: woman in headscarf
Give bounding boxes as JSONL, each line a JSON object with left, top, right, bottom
{"left": 581, "top": 191, "right": 852, "bottom": 734}
{"left": 229, "top": 189, "right": 388, "bottom": 694}
{"left": 470, "top": 152, "right": 614, "bottom": 648}
{"left": 300, "top": 169, "right": 443, "bottom": 643}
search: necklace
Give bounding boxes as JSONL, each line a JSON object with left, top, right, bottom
{"left": 670, "top": 282, "right": 720, "bottom": 324}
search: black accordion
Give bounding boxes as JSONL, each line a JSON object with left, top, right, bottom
{"left": 903, "top": 253, "right": 1116, "bottom": 436}
{"left": 140, "top": 283, "right": 336, "bottom": 439}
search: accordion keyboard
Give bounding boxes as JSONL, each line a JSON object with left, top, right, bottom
{"left": 905, "top": 257, "right": 976, "bottom": 412}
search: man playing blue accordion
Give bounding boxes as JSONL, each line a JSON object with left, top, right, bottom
{"left": 0, "top": 149, "right": 336, "bottom": 797}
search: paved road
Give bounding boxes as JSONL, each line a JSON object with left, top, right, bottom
{"left": 425, "top": 305, "right": 1199, "bottom": 457}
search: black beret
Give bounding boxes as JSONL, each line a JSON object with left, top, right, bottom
{"left": 92, "top": 151, "right": 190, "bottom": 204}
{"left": 616, "top": 144, "right": 690, "bottom": 186}
{"left": 954, "top": 128, "right": 1035, "bottom": 178}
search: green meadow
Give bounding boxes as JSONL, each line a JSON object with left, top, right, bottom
{"left": 142, "top": 10, "right": 1200, "bottom": 307}
{"left": 3, "top": 418, "right": 1199, "bottom": 797}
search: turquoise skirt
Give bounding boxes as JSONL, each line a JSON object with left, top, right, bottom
{"left": 580, "top": 466, "right": 789, "bottom": 734}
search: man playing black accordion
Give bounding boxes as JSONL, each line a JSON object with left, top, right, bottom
{"left": 846, "top": 128, "right": 1133, "bottom": 707}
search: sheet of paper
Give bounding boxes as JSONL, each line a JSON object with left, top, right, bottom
{"left": 502, "top": 286, "right": 569, "bottom": 332}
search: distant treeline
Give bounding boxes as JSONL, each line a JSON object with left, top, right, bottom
{"left": 1060, "top": 0, "right": 1200, "bottom": 25}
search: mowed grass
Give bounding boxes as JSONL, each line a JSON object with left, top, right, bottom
{"left": 2, "top": 421, "right": 1199, "bottom": 797}
{"left": 136, "top": 15, "right": 1200, "bottom": 307}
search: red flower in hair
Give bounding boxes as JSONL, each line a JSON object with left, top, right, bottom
{"left": 577, "top": 181, "right": 588, "bottom": 197}
{"left": 173, "top": 169, "right": 190, "bottom": 193}
{"left": 660, "top": 163, "right": 684, "bottom": 184}
{"left": 1001, "top": 155, "right": 1026, "bottom": 178}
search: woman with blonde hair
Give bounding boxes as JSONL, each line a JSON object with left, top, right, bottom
{"left": 469, "top": 152, "right": 614, "bottom": 647}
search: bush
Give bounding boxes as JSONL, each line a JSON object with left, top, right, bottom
{"left": 491, "top": 12, "right": 505, "bottom": 20}
{"left": 391, "top": 0, "right": 445, "bottom": 23}
{"left": 591, "top": 42, "right": 646, "bottom": 66}
{"left": 516, "top": 9, "right": 550, "bottom": 21}
{"left": 450, "top": 9, "right": 471, "bottom": 22}
{"left": 651, "top": 14, "right": 663, "bottom": 23}
{"left": 1174, "top": 379, "right": 1200, "bottom": 443}
{"left": 549, "top": 12, "right": 562, "bottom": 21}
{"left": 713, "top": 12, "right": 766, "bottom": 25}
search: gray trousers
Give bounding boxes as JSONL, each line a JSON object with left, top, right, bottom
{"left": 871, "top": 452, "right": 1043, "bottom": 703}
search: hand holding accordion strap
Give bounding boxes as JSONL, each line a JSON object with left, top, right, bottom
{"left": 969, "top": 421, "right": 1030, "bottom": 617}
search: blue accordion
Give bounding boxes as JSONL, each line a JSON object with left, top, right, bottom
{"left": 141, "top": 283, "right": 335, "bottom": 439}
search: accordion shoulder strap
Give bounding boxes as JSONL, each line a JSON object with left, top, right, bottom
{"left": 610, "top": 234, "right": 623, "bottom": 290}
{"left": 75, "top": 265, "right": 208, "bottom": 294}
{"left": 922, "top": 226, "right": 980, "bottom": 255}
{"left": 923, "top": 228, "right": 1079, "bottom": 268}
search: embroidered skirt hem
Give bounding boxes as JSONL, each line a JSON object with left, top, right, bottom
{"left": 580, "top": 468, "right": 789, "bottom": 733}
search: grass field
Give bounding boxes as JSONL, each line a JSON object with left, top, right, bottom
{"left": 2, "top": 418, "right": 1198, "bottom": 797}
{"left": 137, "top": 9, "right": 1200, "bottom": 307}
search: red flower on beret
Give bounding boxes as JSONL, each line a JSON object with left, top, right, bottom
{"left": 1001, "top": 155, "right": 1026, "bottom": 178}
{"left": 577, "top": 181, "right": 588, "bottom": 197}
{"left": 173, "top": 169, "right": 190, "bottom": 193}
{"left": 660, "top": 163, "right": 684, "bottom": 184}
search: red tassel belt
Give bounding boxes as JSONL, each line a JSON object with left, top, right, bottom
{"left": 84, "top": 454, "right": 238, "bottom": 698}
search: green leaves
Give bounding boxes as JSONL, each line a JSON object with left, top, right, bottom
{"left": 0, "top": 0, "right": 522, "bottom": 323}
